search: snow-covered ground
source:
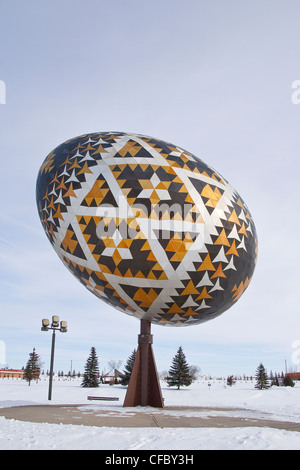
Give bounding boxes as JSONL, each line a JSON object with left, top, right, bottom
{"left": 1, "top": 376, "right": 300, "bottom": 450}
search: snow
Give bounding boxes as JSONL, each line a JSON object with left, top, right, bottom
{"left": 1, "top": 377, "right": 300, "bottom": 450}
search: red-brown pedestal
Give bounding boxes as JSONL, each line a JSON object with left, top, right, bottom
{"left": 123, "top": 319, "right": 164, "bottom": 407}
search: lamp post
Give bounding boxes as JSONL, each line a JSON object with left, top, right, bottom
{"left": 41, "top": 316, "right": 67, "bottom": 400}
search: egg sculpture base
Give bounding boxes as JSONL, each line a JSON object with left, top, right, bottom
{"left": 123, "top": 319, "right": 164, "bottom": 407}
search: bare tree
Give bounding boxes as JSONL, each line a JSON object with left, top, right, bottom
{"left": 189, "top": 365, "right": 201, "bottom": 381}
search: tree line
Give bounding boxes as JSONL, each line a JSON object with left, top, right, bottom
{"left": 78, "top": 350, "right": 299, "bottom": 390}
{"left": 81, "top": 345, "right": 197, "bottom": 389}
{"left": 20, "top": 347, "right": 297, "bottom": 390}
{"left": 226, "top": 362, "right": 295, "bottom": 389}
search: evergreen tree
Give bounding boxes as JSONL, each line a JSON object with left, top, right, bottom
{"left": 23, "top": 348, "right": 41, "bottom": 386}
{"left": 167, "top": 346, "right": 193, "bottom": 389}
{"left": 271, "top": 372, "right": 279, "bottom": 387}
{"left": 81, "top": 347, "right": 100, "bottom": 388}
{"left": 255, "top": 363, "right": 269, "bottom": 390}
{"left": 269, "top": 370, "right": 274, "bottom": 383}
{"left": 120, "top": 349, "right": 137, "bottom": 386}
{"left": 283, "top": 375, "right": 295, "bottom": 387}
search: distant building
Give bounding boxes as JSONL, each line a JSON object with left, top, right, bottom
{"left": 0, "top": 369, "right": 25, "bottom": 379}
{"left": 101, "top": 369, "right": 123, "bottom": 384}
{"left": 285, "top": 372, "right": 300, "bottom": 380}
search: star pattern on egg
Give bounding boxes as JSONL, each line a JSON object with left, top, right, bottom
{"left": 36, "top": 132, "right": 258, "bottom": 326}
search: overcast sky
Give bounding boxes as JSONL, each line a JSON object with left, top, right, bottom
{"left": 0, "top": 0, "right": 300, "bottom": 378}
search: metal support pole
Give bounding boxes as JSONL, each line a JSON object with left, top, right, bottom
{"left": 123, "top": 319, "right": 164, "bottom": 407}
{"left": 48, "top": 328, "right": 56, "bottom": 401}
{"left": 140, "top": 320, "right": 152, "bottom": 406}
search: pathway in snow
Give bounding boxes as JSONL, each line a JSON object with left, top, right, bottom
{"left": 1, "top": 405, "right": 300, "bottom": 432}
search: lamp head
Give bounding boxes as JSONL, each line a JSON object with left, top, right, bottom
{"left": 60, "top": 320, "right": 67, "bottom": 332}
{"left": 51, "top": 315, "right": 60, "bottom": 328}
{"left": 41, "top": 318, "right": 50, "bottom": 331}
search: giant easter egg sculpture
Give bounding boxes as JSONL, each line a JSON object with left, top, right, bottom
{"left": 36, "top": 132, "right": 257, "bottom": 327}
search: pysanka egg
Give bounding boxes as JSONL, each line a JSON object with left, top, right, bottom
{"left": 36, "top": 132, "right": 258, "bottom": 326}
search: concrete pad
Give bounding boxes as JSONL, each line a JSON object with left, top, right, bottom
{"left": 0, "top": 405, "right": 300, "bottom": 432}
